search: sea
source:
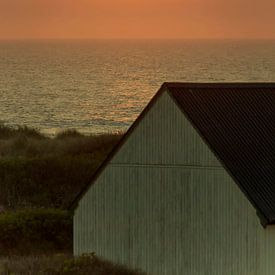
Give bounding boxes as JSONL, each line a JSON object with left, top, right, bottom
{"left": 0, "top": 39, "right": 275, "bottom": 135}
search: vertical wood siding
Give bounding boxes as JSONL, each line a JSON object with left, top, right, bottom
{"left": 74, "top": 92, "right": 275, "bottom": 274}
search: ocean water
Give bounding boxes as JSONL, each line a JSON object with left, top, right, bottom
{"left": 0, "top": 39, "right": 275, "bottom": 135}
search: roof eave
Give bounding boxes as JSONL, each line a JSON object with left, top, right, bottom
{"left": 164, "top": 82, "right": 275, "bottom": 89}
{"left": 257, "top": 211, "right": 271, "bottom": 228}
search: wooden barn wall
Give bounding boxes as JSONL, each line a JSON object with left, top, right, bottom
{"left": 74, "top": 92, "right": 275, "bottom": 275}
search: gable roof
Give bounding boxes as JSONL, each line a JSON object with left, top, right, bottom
{"left": 71, "top": 82, "right": 275, "bottom": 227}
{"left": 167, "top": 83, "right": 275, "bottom": 227}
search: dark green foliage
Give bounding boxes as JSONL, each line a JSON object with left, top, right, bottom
{"left": 0, "top": 127, "right": 123, "bottom": 209}
{"left": 0, "top": 209, "right": 72, "bottom": 255}
{"left": 0, "top": 128, "right": 122, "bottom": 159}
{"left": 0, "top": 124, "right": 44, "bottom": 140}
{"left": 0, "top": 155, "right": 102, "bottom": 209}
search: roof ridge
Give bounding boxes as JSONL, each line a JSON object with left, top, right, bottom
{"left": 164, "top": 82, "right": 275, "bottom": 89}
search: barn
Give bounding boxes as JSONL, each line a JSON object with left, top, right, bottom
{"left": 72, "top": 83, "right": 275, "bottom": 275}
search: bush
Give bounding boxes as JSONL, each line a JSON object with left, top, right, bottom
{"left": 0, "top": 156, "right": 102, "bottom": 209}
{"left": 0, "top": 209, "right": 73, "bottom": 255}
{"left": 0, "top": 130, "right": 123, "bottom": 209}
{"left": 0, "top": 130, "right": 122, "bottom": 158}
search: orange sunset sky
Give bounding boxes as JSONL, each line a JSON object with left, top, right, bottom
{"left": 0, "top": 0, "right": 275, "bottom": 39}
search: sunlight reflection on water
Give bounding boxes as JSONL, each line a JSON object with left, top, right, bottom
{"left": 0, "top": 39, "right": 275, "bottom": 134}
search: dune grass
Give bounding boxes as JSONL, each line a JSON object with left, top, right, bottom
{"left": 0, "top": 124, "right": 45, "bottom": 140}
{"left": 0, "top": 124, "right": 122, "bottom": 159}
{"left": 0, "top": 125, "right": 123, "bottom": 210}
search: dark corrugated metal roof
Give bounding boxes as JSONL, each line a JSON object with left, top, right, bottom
{"left": 166, "top": 83, "right": 275, "bottom": 226}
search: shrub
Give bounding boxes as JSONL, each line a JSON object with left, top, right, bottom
{"left": 0, "top": 129, "right": 122, "bottom": 158}
{"left": 0, "top": 208, "right": 73, "bottom": 255}
{"left": 0, "top": 156, "right": 101, "bottom": 209}
{"left": 0, "top": 130, "right": 123, "bottom": 209}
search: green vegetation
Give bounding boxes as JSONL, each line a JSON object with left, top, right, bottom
{"left": 0, "top": 254, "right": 146, "bottom": 275}
{"left": 0, "top": 124, "right": 45, "bottom": 140}
{"left": 0, "top": 209, "right": 72, "bottom": 256}
{"left": 0, "top": 125, "right": 123, "bottom": 209}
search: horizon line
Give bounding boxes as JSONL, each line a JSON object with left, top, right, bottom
{"left": 1, "top": 37, "right": 275, "bottom": 41}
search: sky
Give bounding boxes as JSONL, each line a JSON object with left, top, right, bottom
{"left": 0, "top": 0, "right": 275, "bottom": 39}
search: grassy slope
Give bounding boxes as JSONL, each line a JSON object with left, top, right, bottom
{"left": 0, "top": 125, "right": 123, "bottom": 210}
